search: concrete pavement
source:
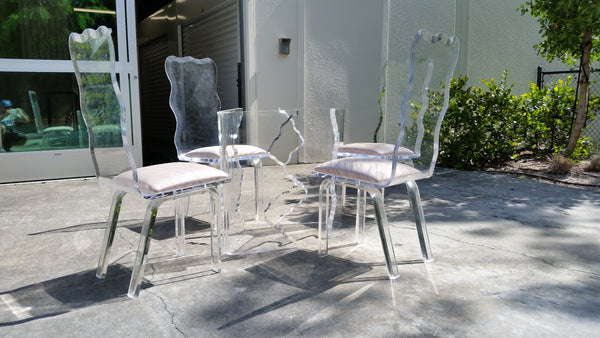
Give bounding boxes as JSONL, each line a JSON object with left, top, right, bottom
{"left": 1, "top": 164, "right": 599, "bottom": 337}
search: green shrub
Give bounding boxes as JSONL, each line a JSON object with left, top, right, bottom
{"left": 518, "top": 77, "right": 577, "bottom": 156}
{"left": 437, "top": 72, "right": 596, "bottom": 170}
{"left": 438, "top": 72, "right": 523, "bottom": 170}
{"left": 569, "top": 136, "right": 593, "bottom": 162}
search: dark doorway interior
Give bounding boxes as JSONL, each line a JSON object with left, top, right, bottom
{"left": 136, "top": 1, "right": 171, "bottom": 22}
{"left": 136, "top": 0, "right": 243, "bottom": 166}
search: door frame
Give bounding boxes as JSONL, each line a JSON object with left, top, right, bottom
{"left": 0, "top": 0, "right": 141, "bottom": 183}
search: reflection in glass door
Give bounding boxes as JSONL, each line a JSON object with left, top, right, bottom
{"left": 1, "top": 72, "right": 87, "bottom": 153}
{"left": 0, "top": 0, "right": 140, "bottom": 183}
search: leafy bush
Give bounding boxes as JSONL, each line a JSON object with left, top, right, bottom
{"left": 439, "top": 72, "right": 524, "bottom": 170}
{"left": 437, "top": 72, "right": 596, "bottom": 170}
{"left": 518, "top": 77, "right": 578, "bottom": 155}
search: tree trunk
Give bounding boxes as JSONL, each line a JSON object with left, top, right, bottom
{"left": 566, "top": 28, "right": 592, "bottom": 154}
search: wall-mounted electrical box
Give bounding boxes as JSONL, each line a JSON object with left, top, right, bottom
{"left": 279, "top": 38, "right": 291, "bottom": 55}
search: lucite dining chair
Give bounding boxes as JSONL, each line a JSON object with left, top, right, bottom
{"left": 165, "top": 55, "right": 269, "bottom": 223}
{"left": 69, "top": 26, "right": 230, "bottom": 298}
{"left": 313, "top": 29, "right": 460, "bottom": 278}
{"left": 29, "top": 90, "right": 75, "bottom": 148}
{"left": 330, "top": 42, "right": 430, "bottom": 241}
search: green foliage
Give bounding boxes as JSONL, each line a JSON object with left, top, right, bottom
{"left": 569, "top": 136, "right": 593, "bottom": 161}
{"left": 437, "top": 72, "right": 596, "bottom": 170}
{"left": 374, "top": 86, "right": 385, "bottom": 142}
{"left": 0, "top": 2, "right": 22, "bottom": 58}
{"left": 0, "top": 0, "right": 114, "bottom": 59}
{"left": 518, "top": 77, "right": 577, "bottom": 154}
{"left": 403, "top": 83, "right": 448, "bottom": 168}
{"left": 438, "top": 72, "right": 524, "bottom": 170}
{"left": 518, "top": 0, "right": 600, "bottom": 65}
{"left": 519, "top": 0, "right": 599, "bottom": 154}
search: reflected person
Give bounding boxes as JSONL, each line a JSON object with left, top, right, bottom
{"left": 1, "top": 99, "right": 30, "bottom": 151}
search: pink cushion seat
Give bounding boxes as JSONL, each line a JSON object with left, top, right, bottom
{"left": 114, "top": 162, "right": 229, "bottom": 195}
{"left": 314, "top": 157, "right": 421, "bottom": 185}
{"left": 337, "top": 142, "right": 415, "bottom": 157}
{"left": 184, "top": 145, "right": 267, "bottom": 161}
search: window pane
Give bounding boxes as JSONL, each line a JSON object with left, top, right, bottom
{"left": 0, "top": 0, "right": 117, "bottom": 60}
{"left": 1, "top": 72, "right": 88, "bottom": 152}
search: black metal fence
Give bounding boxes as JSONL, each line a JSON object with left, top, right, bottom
{"left": 537, "top": 66, "right": 599, "bottom": 152}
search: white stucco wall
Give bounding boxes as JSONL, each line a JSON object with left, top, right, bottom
{"left": 302, "top": 0, "right": 384, "bottom": 162}
{"left": 246, "top": 0, "right": 587, "bottom": 163}
{"left": 386, "top": 1, "right": 456, "bottom": 63}
{"left": 249, "top": 0, "right": 300, "bottom": 110}
{"left": 383, "top": 0, "right": 457, "bottom": 143}
{"left": 243, "top": 0, "right": 301, "bottom": 162}
{"left": 299, "top": 0, "right": 458, "bottom": 161}
{"left": 247, "top": 0, "right": 386, "bottom": 163}
{"left": 465, "top": 0, "right": 565, "bottom": 94}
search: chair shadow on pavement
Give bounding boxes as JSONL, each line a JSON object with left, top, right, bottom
{"left": 0, "top": 264, "right": 147, "bottom": 326}
{"left": 28, "top": 216, "right": 211, "bottom": 242}
{"left": 213, "top": 250, "right": 418, "bottom": 330}
{"left": 4, "top": 215, "right": 217, "bottom": 326}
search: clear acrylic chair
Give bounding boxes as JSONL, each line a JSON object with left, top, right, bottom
{"left": 69, "top": 26, "right": 230, "bottom": 298}
{"left": 313, "top": 29, "right": 459, "bottom": 278}
{"left": 330, "top": 46, "right": 429, "bottom": 242}
{"left": 28, "top": 90, "right": 75, "bottom": 148}
{"left": 165, "top": 55, "right": 269, "bottom": 222}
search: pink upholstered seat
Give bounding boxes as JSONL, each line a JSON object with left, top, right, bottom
{"left": 114, "top": 162, "right": 228, "bottom": 195}
{"left": 336, "top": 142, "right": 415, "bottom": 158}
{"left": 184, "top": 145, "right": 267, "bottom": 162}
{"left": 314, "top": 157, "right": 422, "bottom": 185}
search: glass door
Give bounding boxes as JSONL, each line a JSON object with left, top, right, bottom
{"left": 0, "top": 0, "right": 140, "bottom": 183}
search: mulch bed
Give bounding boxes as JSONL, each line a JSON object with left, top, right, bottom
{"left": 485, "top": 158, "right": 600, "bottom": 191}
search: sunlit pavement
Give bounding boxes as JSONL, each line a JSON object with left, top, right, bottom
{"left": 1, "top": 164, "right": 599, "bottom": 337}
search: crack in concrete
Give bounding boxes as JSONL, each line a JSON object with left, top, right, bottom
{"left": 115, "top": 224, "right": 136, "bottom": 253}
{"left": 147, "top": 289, "right": 186, "bottom": 338}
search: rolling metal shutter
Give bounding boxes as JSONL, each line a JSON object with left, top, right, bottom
{"left": 182, "top": 0, "right": 241, "bottom": 110}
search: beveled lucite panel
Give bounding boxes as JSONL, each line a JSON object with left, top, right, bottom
{"left": 69, "top": 26, "right": 129, "bottom": 187}
{"left": 165, "top": 56, "right": 221, "bottom": 156}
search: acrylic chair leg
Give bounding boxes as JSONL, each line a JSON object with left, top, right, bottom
{"left": 318, "top": 179, "right": 336, "bottom": 256}
{"left": 174, "top": 197, "right": 190, "bottom": 257}
{"left": 354, "top": 187, "right": 380, "bottom": 245}
{"left": 209, "top": 186, "right": 223, "bottom": 273}
{"left": 228, "top": 161, "right": 245, "bottom": 231}
{"left": 406, "top": 181, "right": 432, "bottom": 261}
{"left": 252, "top": 158, "right": 264, "bottom": 221}
{"left": 354, "top": 188, "right": 366, "bottom": 245}
{"left": 218, "top": 188, "right": 231, "bottom": 255}
{"left": 368, "top": 187, "right": 400, "bottom": 279}
{"left": 96, "top": 191, "right": 126, "bottom": 279}
{"left": 128, "top": 200, "right": 161, "bottom": 299}
{"left": 341, "top": 184, "right": 347, "bottom": 210}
